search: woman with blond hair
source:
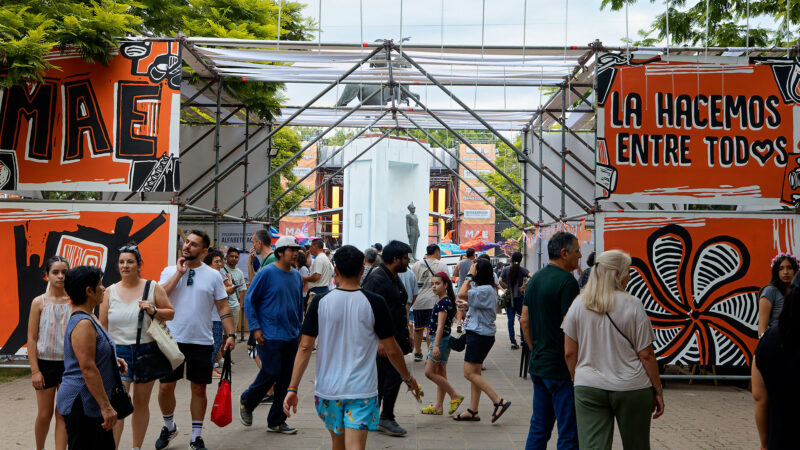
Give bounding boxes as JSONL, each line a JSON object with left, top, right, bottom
{"left": 561, "top": 250, "right": 665, "bottom": 449}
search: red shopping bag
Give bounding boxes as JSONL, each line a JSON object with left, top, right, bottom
{"left": 210, "top": 350, "right": 232, "bottom": 427}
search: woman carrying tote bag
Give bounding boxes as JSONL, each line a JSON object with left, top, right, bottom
{"left": 562, "top": 250, "right": 665, "bottom": 449}
{"left": 100, "top": 244, "right": 174, "bottom": 450}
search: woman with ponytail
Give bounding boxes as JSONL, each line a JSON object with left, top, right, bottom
{"left": 499, "top": 252, "right": 529, "bottom": 349}
{"left": 420, "top": 273, "right": 464, "bottom": 416}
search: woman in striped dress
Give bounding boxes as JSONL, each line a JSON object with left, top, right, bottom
{"left": 26, "top": 256, "right": 71, "bottom": 450}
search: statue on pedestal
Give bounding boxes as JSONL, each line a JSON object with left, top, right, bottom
{"left": 406, "top": 202, "right": 420, "bottom": 257}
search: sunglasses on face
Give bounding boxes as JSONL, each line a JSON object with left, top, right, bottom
{"left": 187, "top": 268, "right": 196, "bottom": 286}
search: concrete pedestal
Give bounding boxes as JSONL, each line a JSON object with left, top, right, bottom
{"left": 343, "top": 135, "right": 430, "bottom": 260}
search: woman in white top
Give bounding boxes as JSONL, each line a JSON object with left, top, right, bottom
{"left": 562, "top": 250, "right": 665, "bottom": 449}
{"left": 100, "top": 244, "right": 173, "bottom": 450}
{"left": 27, "top": 256, "right": 71, "bottom": 450}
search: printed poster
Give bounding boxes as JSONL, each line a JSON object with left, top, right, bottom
{"left": 0, "top": 202, "right": 177, "bottom": 355}
{"left": 595, "top": 53, "right": 800, "bottom": 206}
{"left": 597, "top": 212, "right": 799, "bottom": 366}
{"left": 0, "top": 41, "right": 181, "bottom": 192}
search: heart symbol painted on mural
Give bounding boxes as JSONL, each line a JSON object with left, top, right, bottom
{"left": 751, "top": 140, "right": 774, "bottom": 165}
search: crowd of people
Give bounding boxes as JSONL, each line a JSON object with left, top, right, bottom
{"left": 22, "top": 226, "right": 799, "bottom": 450}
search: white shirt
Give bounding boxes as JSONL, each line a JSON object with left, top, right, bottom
{"left": 308, "top": 253, "right": 333, "bottom": 288}
{"left": 411, "top": 257, "right": 450, "bottom": 310}
{"left": 159, "top": 264, "right": 227, "bottom": 345}
{"left": 301, "top": 288, "right": 395, "bottom": 400}
{"left": 561, "top": 291, "right": 655, "bottom": 392}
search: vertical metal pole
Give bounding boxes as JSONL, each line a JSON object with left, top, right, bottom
{"left": 538, "top": 107, "right": 543, "bottom": 269}
{"left": 560, "top": 86, "right": 566, "bottom": 219}
{"left": 214, "top": 78, "right": 222, "bottom": 246}
{"left": 267, "top": 124, "right": 273, "bottom": 224}
{"left": 522, "top": 127, "right": 529, "bottom": 265}
{"left": 240, "top": 107, "right": 249, "bottom": 339}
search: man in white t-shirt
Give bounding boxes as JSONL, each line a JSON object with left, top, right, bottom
{"left": 410, "top": 244, "right": 450, "bottom": 361}
{"left": 155, "top": 230, "right": 236, "bottom": 450}
{"left": 283, "top": 245, "right": 418, "bottom": 450}
{"left": 304, "top": 238, "right": 332, "bottom": 298}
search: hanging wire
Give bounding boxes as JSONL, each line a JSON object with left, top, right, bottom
{"left": 476, "top": 0, "right": 486, "bottom": 109}
{"left": 317, "top": 0, "right": 322, "bottom": 53}
{"left": 564, "top": 0, "right": 569, "bottom": 61}
{"left": 277, "top": 0, "right": 282, "bottom": 51}
{"left": 523, "top": 0, "right": 528, "bottom": 63}
{"left": 705, "top": 0, "right": 710, "bottom": 60}
{"left": 359, "top": 0, "right": 363, "bottom": 45}
{"left": 400, "top": 0, "right": 404, "bottom": 52}
{"left": 666, "top": 0, "right": 670, "bottom": 57}
{"left": 625, "top": 3, "right": 630, "bottom": 59}
{"left": 440, "top": 0, "right": 445, "bottom": 57}
{"left": 746, "top": 0, "right": 751, "bottom": 57}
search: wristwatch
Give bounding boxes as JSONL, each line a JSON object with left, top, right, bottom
{"left": 226, "top": 333, "right": 236, "bottom": 338}
{"left": 653, "top": 386, "right": 663, "bottom": 394}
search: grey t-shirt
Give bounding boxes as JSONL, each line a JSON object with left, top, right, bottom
{"left": 457, "top": 259, "right": 474, "bottom": 289}
{"left": 464, "top": 284, "right": 497, "bottom": 336}
{"left": 562, "top": 291, "right": 655, "bottom": 391}
{"left": 762, "top": 285, "right": 785, "bottom": 327}
{"left": 398, "top": 270, "right": 419, "bottom": 305}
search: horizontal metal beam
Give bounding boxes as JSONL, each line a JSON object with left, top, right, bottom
{"left": 276, "top": 133, "right": 390, "bottom": 222}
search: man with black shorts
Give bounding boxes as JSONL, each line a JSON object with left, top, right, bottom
{"left": 157, "top": 230, "right": 236, "bottom": 450}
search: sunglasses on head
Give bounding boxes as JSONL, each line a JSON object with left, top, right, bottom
{"left": 187, "top": 268, "right": 196, "bottom": 286}
{"left": 118, "top": 245, "right": 139, "bottom": 253}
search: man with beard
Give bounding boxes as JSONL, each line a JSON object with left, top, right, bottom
{"left": 362, "top": 240, "right": 413, "bottom": 437}
{"left": 156, "top": 230, "right": 236, "bottom": 450}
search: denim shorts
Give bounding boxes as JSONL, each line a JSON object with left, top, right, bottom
{"left": 315, "top": 396, "right": 379, "bottom": 435}
{"left": 427, "top": 335, "right": 451, "bottom": 363}
{"left": 115, "top": 342, "right": 159, "bottom": 383}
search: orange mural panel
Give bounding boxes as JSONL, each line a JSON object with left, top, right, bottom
{"left": 598, "top": 212, "right": 799, "bottom": 366}
{"left": 0, "top": 41, "right": 181, "bottom": 192}
{"left": 0, "top": 202, "right": 177, "bottom": 355}
{"left": 595, "top": 54, "right": 800, "bottom": 206}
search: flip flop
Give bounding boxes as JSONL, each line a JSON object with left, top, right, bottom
{"left": 491, "top": 399, "right": 511, "bottom": 423}
{"left": 421, "top": 404, "right": 443, "bottom": 415}
{"left": 448, "top": 395, "right": 464, "bottom": 415}
{"left": 453, "top": 408, "right": 480, "bottom": 422}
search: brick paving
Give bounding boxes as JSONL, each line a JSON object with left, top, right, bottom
{"left": 3, "top": 319, "right": 759, "bottom": 449}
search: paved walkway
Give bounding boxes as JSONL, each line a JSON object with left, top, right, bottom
{"left": 3, "top": 319, "right": 759, "bottom": 449}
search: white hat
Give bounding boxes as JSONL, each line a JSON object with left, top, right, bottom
{"left": 274, "top": 236, "right": 302, "bottom": 250}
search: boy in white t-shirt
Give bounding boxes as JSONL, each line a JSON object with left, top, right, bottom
{"left": 283, "top": 245, "right": 419, "bottom": 449}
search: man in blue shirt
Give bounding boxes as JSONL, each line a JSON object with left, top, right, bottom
{"left": 240, "top": 236, "right": 303, "bottom": 434}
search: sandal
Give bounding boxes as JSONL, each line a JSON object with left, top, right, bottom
{"left": 421, "top": 404, "right": 443, "bottom": 415}
{"left": 453, "top": 408, "right": 480, "bottom": 421}
{"left": 448, "top": 395, "right": 464, "bottom": 415}
{"left": 491, "top": 399, "right": 511, "bottom": 423}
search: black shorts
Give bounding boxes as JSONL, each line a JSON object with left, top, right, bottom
{"left": 160, "top": 343, "right": 213, "bottom": 385}
{"left": 464, "top": 331, "right": 495, "bottom": 364}
{"left": 412, "top": 309, "right": 432, "bottom": 331}
{"left": 38, "top": 359, "right": 65, "bottom": 389}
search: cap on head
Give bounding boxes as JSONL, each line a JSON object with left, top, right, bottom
{"left": 274, "top": 236, "right": 302, "bottom": 250}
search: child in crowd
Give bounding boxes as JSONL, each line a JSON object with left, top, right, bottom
{"left": 27, "top": 256, "right": 72, "bottom": 450}
{"left": 420, "top": 272, "right": 464, "bottom": 416}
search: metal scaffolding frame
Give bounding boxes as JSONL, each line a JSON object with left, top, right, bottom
{"left": 132, "top": 36, "right": 798, "bottom": 248}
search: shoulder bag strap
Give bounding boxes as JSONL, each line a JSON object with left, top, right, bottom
{"left": 605, "top": 312, "right": 636, "bottom": 351}
{"left": 423, "top": 258, "right": 436, "bottom": 277}
{"left": 71, "top": 310, "right": 124, "bottom": 386}
{"left": 365, "top": 266, "right": 375, "bottom": 282}
{"left": 133, "top": 280, "right": 153, "bottom": 373}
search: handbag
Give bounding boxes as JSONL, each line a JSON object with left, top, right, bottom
{"left": 144, "top": 282, "right": 185, "bottom": 370}
{"left": 210, "top": 349, "right": 233, "bottom": 427}
{"left": 448, "top": 316, "right": 468, "bottom": 352}
{"left": 71, "top": 311, "right": 134, "bottom": 420}
{"left": 498, "top": 288, "right": 512, "bottom": 310}
{"left": 132, "top": 281, "right": 174, "bottom": 383}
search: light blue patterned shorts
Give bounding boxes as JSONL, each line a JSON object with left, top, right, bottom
{"left": 314, "top": 396, "right": 379, "bottom": 435}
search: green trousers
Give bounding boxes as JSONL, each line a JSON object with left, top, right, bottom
{"left": 574, "top": 385, "right": 654, "bottom": 450}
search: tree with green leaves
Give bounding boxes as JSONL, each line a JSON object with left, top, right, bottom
{"left": 484, "top": 137, "right": 523, "bottom": 221}
{"left": 268, "top": 127, "right": 311, "bottom": 221}
{"left": 603, "top": 0, "right": 794, "bottom": 47}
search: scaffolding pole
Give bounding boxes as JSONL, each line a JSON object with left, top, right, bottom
{"left": 253, "top": 111, "right": 389, "bottom": 218}
{"left": 276, "top": 132, "right": 391, "bottom": 223}
{"left": 399, "top": 86, "right": 559, "bottom": 221}
{"left": 182, "top": 45, "right": 385, "bottom": 206}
